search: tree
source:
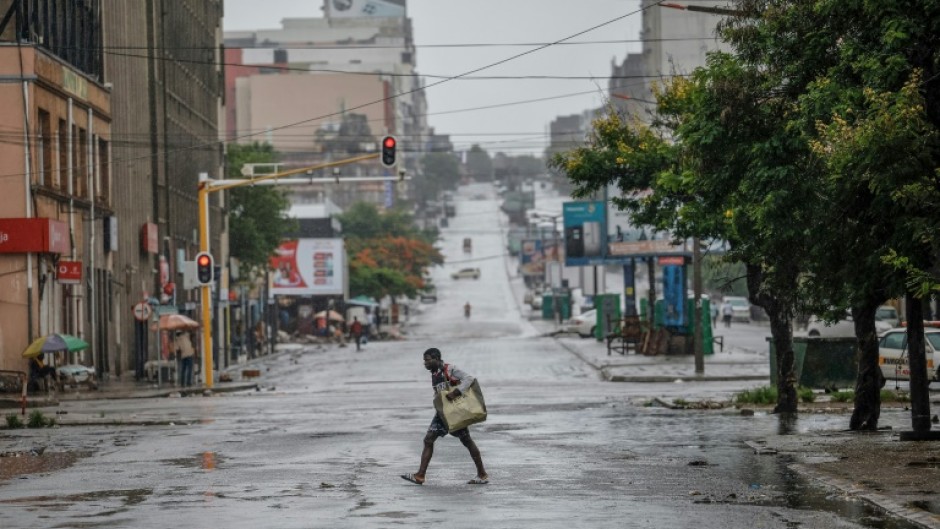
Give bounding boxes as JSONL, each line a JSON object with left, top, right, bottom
{"left": 337, "top": 202, "right": 443, "bottom": 298}
{"left": 417, "top": 152, "right": 460, "bottom": 203}
{"left": 722, "top": 0, "right": 940, "bottom": 430}
{"left": 466, "top": 144, "right": 493, "bottom": 181}
{"left": 226, "top": 143, "right": 295, "bottom": 277}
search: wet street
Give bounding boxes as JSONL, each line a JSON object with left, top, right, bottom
{"left": 0, "top": 184, "right": 924, "bottom": 528}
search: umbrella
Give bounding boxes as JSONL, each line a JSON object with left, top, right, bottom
{"left": 22, "top": 333, "right": 89, "bottom": 358}
{"left": 158, "top": 314, "right": 201, "bottom": 331}
{"left": 314, "top": 310, "right": 344, "bottom": 322}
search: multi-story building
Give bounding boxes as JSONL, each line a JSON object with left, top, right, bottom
{"left": 0, "top": 0, "right": 224, "bottom": 380}
{"left": 103, "top": 1, "right": 225, "bottom": 379}
{"left": 0, "top": 0, "right": 112, "bottom": 374}
{"left": 223, "top": 0, "right": 427, "bottom": 210}
{"left": 610, "top": 1, "right": 730, "bottom": 118}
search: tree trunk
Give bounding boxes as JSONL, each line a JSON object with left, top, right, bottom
{"left": 647, "top": 258, "right": 656, "bottom": 327}
{"left": 906, "top": 295, "right": 932, "bottom": 432}
{"left": 745, "top": 263, "right": 798, "bottom": 415}
{"left": 768, "top": 308, "right": 798, "bottom": 414}
{"left": 850, "top": 303, "right": 885, "bottom": 430}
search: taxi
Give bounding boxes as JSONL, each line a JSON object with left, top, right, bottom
{"left": 878, "top": 324, "right": 940, "bottom": 382}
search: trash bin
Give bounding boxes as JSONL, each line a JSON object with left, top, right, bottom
{"left": 542, "top": 293, "right": 570, "bottom": 321}
{"left": 593, "top": 294, "right": 621, "bottom": 341}
{"left": 768, "top": 337, "right": 856, "bottom": 389}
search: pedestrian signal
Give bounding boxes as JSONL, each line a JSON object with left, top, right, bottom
{"left": 381, "top": 135, "right": 397, "bottom": 168}
{"left": 196, "top": 252, "right": 214, "bottom": 285}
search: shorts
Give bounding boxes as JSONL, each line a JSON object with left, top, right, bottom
{"left": 428, "top": 413, "right": 470, "bottom": 439}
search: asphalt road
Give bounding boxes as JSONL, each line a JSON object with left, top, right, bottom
{"left": 0, "top": 183, "right": 921, "bottom": 529}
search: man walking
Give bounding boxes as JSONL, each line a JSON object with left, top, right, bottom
{"left": 401, "top": 348, "right": 488, "bottom": 486}
{"left": 350, "top": 317, "right": 363, "bottom": 351}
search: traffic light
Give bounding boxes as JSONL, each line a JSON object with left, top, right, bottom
{"left": 195, "top": 252, "right": 214, "bottom": 285}
{"left": 381, "top": 135, "right": 397, "bottom": 168}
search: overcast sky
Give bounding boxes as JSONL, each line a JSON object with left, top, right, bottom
{"left": 223, "top": 0, "right": 645, "bottom": 155}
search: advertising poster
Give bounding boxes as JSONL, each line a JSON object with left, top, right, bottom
{"left": 662, "top": 264, "right": 686, "bottom": 329}
{"left": 270, "top": 239, "right": 345, "bottom": 296}
{"left": 563, "top": 201, "right": 607, "bottom": 267}
{"left": 519, "top": 239, "right": 544, "bottom": 277}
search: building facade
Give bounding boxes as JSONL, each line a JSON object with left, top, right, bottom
{"left": 0, "top": 0, "right": 112, "bottom": 373}
{"left": 0, "top": 0, "right": 224, "bottom": 379}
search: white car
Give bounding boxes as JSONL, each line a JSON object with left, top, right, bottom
{"left": 721, "top": 296, "right": 751, "bottom": 323}
{"left": 564, "top": 309, "right": 597, "bottom": 338}
{"left": 450, "top": 268, "right": 480, "bottom": 280}
{"left": 876, "top": 305, "right": 901, "bottom": 327}
{"left": 878, "top": 327, "right": 940, "bottom": 382}
{"left": 806, "top": 314, "right": 892, "bottom": 338}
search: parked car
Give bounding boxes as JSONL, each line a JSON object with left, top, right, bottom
{"left": 876, "top": 305, "right": 901, "bottom": 327}
{"left": 721, "top": 296, "right": 751, "bottom": 323}
{"left": 564, "top": 309, "right": 597, "bottom": 338}
{"left": 878, "top": 327, "right": 940, "bottom": 382}
{"left": 451, "top": 267, "right": 480, "bottom": 280}
{"left": 806, "top": 313, "right": 893, "bottom": 337}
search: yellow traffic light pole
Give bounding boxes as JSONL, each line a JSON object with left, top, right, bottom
{"left": 198, "top": 153, "right": 384, "bottom": 388}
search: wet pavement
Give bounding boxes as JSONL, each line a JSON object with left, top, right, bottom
{"left": 0, "top": 183, "right": 938, "bottom": 529}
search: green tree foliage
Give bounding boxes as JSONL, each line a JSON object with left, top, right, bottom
{"left": 226, "top": 143, "right": 295, "bottom": 278}
{"left": 337, "top": 202, "right": 442, "bottom": 298}
{"left": 466, "top": 144, "right": 493, "bottom": 181}
{"left": 416, "top": 152, "right": 460, "bottom": 203}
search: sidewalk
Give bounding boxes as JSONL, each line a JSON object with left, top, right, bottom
{"left": 1, "top": 342, "right": 312, "bottom": 409}
{"left": 528, "top": 314, "right": 771, "bottom": 383}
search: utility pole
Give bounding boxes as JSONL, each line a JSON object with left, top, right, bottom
{"left": 693, "top": 237, "right": 704, "bottom": 374}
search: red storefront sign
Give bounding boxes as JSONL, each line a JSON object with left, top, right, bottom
{"left": 141, "top": 222, "right": 158, "bottom": 254}
{"left": 56, "top": 260, "right": 83, "bottom": 284}
{"left": 658, "top": 255, "right": 687, "bottom": 266}
{"left": 0, "top": 218, "right": 70, "bottom": 254}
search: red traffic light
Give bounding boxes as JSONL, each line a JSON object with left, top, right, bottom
{"left": 197, "top": 254, "right": 211, "bottom": 267}
{"left": 381, "top": 135, "right": 398, "bottom": 168}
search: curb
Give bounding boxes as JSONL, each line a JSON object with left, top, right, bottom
{"left": 790, "top": 463, "right": 940, "bottom": 529}
{"left": 606, "top": 373, "right": 770, "bottom": 383}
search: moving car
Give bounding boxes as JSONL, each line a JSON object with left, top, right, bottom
{"left": 878, "top": 326, "right": 940, "bottom": 382}
{"left": 563, "top": 309, "right": 597, "bottom": 338}
{"left": 419, "top": 287, "right": 438, "bottom": 303}
{"left": 451, "top": 267, "right": 480, "bottom": 280}
{"left": 806, "top": 313, "right": 893, "bottom": 338}
{"left": 721, "top": 296, "right": 751, "bottom": 323}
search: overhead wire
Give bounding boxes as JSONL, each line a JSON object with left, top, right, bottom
{"left": 0, "top": 2, "right": 665, "bottom": 179}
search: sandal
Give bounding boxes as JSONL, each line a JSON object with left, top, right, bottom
{"left": 468, "top": 475, "right": 489, "bottom": 485}
{"left": 400, "top": 473, "right": 425, "bottom": 485}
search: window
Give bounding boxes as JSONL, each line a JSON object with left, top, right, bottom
{"left": 76, "top": 127, "right": 87, "bottom": 198}
{"left": 926, "top": 333, "right": 940, "bottom": 352}
{"left": 37, "top": 110, "right": 52, "bottom": 186}
{"left": 882, "top": 332, "right": 906, "bottom": 350}
{"left": 57, "top": 119, "right": 67, "bottom": 189}
{"left": 96, "top": 137, "right": 109, "bottom": 203}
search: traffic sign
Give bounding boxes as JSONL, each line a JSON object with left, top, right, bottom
{"left": 133, "top": 302, "right": 153, "bottom": 322}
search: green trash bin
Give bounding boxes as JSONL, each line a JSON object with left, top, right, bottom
{"left": 768, "top": 337, "right": 856, "bottom": 389}
{"left": 542, "top": 293, "right": 571, "bottom": 321}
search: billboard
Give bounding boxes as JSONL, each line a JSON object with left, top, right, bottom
{"left": 326, "top": 0, "right": 405, "bottom": 18}
{"left": 563, "top": 201, "right": 607, "bottom": 266}
{"left": 519, "top": 239, "right": 544, "bottom": 277}
{"left": 270, "top": 239, "right": 345, "bottom": 296}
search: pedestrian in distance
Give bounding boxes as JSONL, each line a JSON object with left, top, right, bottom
{"left": 464, "top": 301, "right": 472, "bottom": 319}
{"left": 710, "top": 300, "right": 719, "bottom": 328}
{"left": 401, "top": 347, "right": 488, "bottom": 486}
{"left": 175, "top": 330, "right": 196, "bottom": 387}
{"left": 350, "top": 316, "right": 363, "bottom": 352}
{"left": 721, "top": 300, "right": 734, "bottom": 328}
